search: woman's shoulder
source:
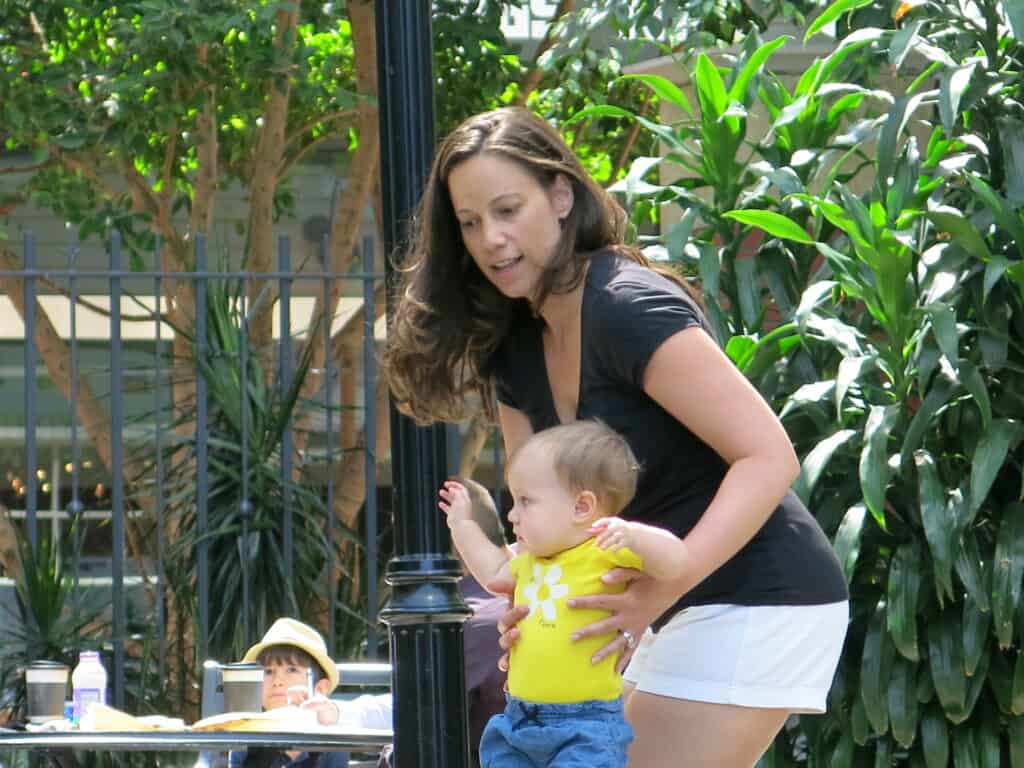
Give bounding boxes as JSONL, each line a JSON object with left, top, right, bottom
{"left": 585, "top": 249, "right": 705, "bottom": 327}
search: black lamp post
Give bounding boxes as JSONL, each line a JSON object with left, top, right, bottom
{"left": 375, "top": 2, "right": 473, "bottom": 767}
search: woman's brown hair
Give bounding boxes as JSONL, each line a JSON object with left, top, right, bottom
{"left": 383, "top": 106, "right": 696, "bottom": 425}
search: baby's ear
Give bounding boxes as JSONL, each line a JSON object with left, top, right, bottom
{"left": 315, "top": 678, "right": 333, "bottom": 697}
{"left": 572, "top": 490, "right": 599, "bottom": 524}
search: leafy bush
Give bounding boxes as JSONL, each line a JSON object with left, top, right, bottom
{"left": 608, "top": 0, "right": 1024, "bottom": 763}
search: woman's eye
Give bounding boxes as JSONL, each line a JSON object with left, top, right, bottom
{"left": 459, "top": 219, "right": 475, "bottom": 230}
{"left": 497, "top": 206, "right": 518, "bottom": 217}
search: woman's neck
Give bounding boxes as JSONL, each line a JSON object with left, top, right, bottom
{"left": 537, "top": 279, "right": 584, "bottom": 342}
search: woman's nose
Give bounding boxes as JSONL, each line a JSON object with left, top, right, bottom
{"left": 481, "top": 217, "right": 505, "bottom": 249}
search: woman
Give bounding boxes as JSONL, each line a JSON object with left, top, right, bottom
{"left": 384, "top": 106, "right": 848, "bottom": 767}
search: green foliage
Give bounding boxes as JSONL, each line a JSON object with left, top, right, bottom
{"left": 145, "top": 276, "right": 363, "bottom": 666}
{"left": 612, "top": 0, "right": 1024, "bottom": 763}
{"left": 0, "top": 1, "right": 361, "bottom": 247}
{"left": 0, "top": 530, "right": 107, "bottom": 722}
{"left": 433, "top": 0, "right": 524, "bottom": 133}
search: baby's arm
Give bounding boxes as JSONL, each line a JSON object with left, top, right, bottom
{"left": 590, "top": 517, "right": 689, "bottom": 580}
{"left": 439, "top": 480, "right": 513, "bottom": 587}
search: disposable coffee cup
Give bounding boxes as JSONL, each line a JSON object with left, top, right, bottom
{"left": 221, "top": 662, "right": 264, "bottom": 713}
{"left": 26, "top": 661, "right": 70, "bottom": 723}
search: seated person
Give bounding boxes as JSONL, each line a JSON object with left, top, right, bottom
{"left": 233, "top": 480, "right": 509, "bottom": 768}
{"left": 228, "top": 618, "right": 348, "bottom": 768}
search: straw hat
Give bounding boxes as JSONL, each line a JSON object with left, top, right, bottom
{"left": 242, "top": 618, "right": 339, "bottom": 691}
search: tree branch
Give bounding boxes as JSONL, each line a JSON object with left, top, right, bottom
{"left": 0, "top": 160, "right": 54, "bottom": 175}
{"left": 514, "top": 0, "right": 575, "bottom": 105}
{"left": 159, "top": 119, "right": 179, "bottom": 216}
{"left": 277, "top": 124, "right": 354, "bottom": 182}
{"left": 283, "top": 108, "right": 359, "bottom": 154}
{"left": 190, "top": 44, "right": 217, "bottom": 236}
{"left": 245, "top": 3, "right": 299, "bottom": 358}
{"left": 50, "top": 147, "right": 123, "bottom": 203}
{"left": 611, "top": 95, "right": 651, "bottom": 180}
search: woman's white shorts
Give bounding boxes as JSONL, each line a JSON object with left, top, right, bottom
{"left": 622, "top": 601, "right": 849, "bottom": 713}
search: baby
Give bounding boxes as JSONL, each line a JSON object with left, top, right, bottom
{"left": 439, "top": 420, "right": 688, "bottom": 768}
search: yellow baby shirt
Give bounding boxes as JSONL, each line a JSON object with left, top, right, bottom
{"left": 507, "top": 538, "right": 643, "bottom": 703}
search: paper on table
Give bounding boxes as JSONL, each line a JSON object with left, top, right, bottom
{"left": 191, "top": 706, "right": 392, "bottom": 737}
{"left": 81, "top": 703, "right": 187, "bottom": 731}
{"left": 191, "top": 706, "right": 319, "bottom": 732}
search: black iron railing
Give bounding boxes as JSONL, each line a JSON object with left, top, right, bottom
{"left": 2, "top": 230, "right": 386, "bottom": 707}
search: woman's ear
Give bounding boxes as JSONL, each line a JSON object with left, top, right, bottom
{"left": 572, "top": 490, "right": 599, "bottom": 524}
{"left": 550, "top": 173, "right": 574, "bottom": 220}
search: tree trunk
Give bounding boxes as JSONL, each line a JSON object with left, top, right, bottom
{"left": 292, "top": 0, "right": 380, "bottom": 426}
{"left": 245, "top": 4, "right": 299, "bottom": 366}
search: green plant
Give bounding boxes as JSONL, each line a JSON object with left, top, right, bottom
{"left": 0, "top": 528, "right": 106, "bottom": 722}
{"left": 724, "top": 2, "right": 1024, "bottom": 764}
{"left": 149, "top": 276, "right": 366, "bottom": 669}
{"left": 605, "top": 0, "right": 1024, "bottom": 763}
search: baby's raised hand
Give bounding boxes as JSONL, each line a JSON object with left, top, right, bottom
{"left": 589, "top": 517, "right": 631, "bottom": 551}
{"left": 438, "top": 480, "right": 472, "bottom": 526}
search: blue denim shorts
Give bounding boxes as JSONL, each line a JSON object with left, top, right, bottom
{"left": 479, "top": 696, "right": 632, "bottom": 768}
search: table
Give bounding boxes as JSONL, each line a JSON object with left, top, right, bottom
{"left": 0, "top": 728, "right": 394, "bottom": 767}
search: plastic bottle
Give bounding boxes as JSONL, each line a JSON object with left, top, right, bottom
{"left": 71, "top": 650, "right": 107, "bottom": 725}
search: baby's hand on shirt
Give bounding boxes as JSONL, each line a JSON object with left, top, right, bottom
{"left": 438, "top": 480, "right": 472, "bottom": 526}
{"left": 589, "top": 517, "right": 632, "bottom": 551}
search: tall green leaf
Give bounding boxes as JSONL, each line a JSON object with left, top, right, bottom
{"left": 862, "top": 597, "right": 895, "bottom": 735}
{"left": 969, "top": 419, "right": 1020, "bottom": 515}
{"left": 804, "top": 0, "right": 877, "bottom": 42}
{"left": 916, "top": 450, "right": 956, "bottom": 603}
{"left": 723, "top": 209, "right": 815, "bottom": 243}
{"left": 992, "top": 504, "right": 1024, "bottom": 650}
{"left": 860, "top": 405, "right": 898, "bottom": 530}
{"left": 833, "top": 503, "right": 868, "bottom": 585}
{"left": 928, "top": 607, "right": 968, "bottom": 721}
{"left": 888, "top": 541, "right": 922, "bottom": 662}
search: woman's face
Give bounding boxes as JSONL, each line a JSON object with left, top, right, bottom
{"left": 447, "top": 152, "right": 573, "bottom": 301}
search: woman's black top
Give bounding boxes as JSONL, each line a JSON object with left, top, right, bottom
{"left": 494, "top": 250, "right": 848, "bottom": 628}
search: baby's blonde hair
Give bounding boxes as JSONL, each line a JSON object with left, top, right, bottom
{"left": 511, "top": 421, "right": 639, "bottom": 515}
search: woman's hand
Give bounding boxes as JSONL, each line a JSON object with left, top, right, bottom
{"left": 495, "top": 603, "right": 530, "bottom": 675}
{"left": 487, "top": 573, "right": 523, "bottom": 680}
{"left": 567, "top": 568, "right": 684, "bottom": 674}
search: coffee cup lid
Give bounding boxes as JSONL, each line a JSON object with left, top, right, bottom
{"left": 28, "top": 660, "right": 69, "bottom": 669}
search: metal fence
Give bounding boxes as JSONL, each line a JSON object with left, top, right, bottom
{"left": 2, "top": 230, "right": 386, "bottom": 708}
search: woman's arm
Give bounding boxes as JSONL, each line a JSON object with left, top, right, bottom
{"left": 497, "top": 402, "right": 534, "bottom": 457}
{"left": 641, "top": 326, "right": 799, "bottom": 596}
{"left": 568, "top": 325, "right": 800, "bottom": 665}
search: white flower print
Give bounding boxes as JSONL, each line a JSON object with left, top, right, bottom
{"left": 522, "top": 563, "right": 570, "bottom": 622}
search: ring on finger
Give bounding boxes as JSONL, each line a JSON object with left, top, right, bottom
{"left": 620, "top": 629, "right": 637, "bottom": 650}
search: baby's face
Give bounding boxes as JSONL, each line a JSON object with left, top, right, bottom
{"left": 506, "top": 445, "right": 581, "bottom": 558}
{"left": 261, "top": 658, "right": 313, "bottom": 710}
